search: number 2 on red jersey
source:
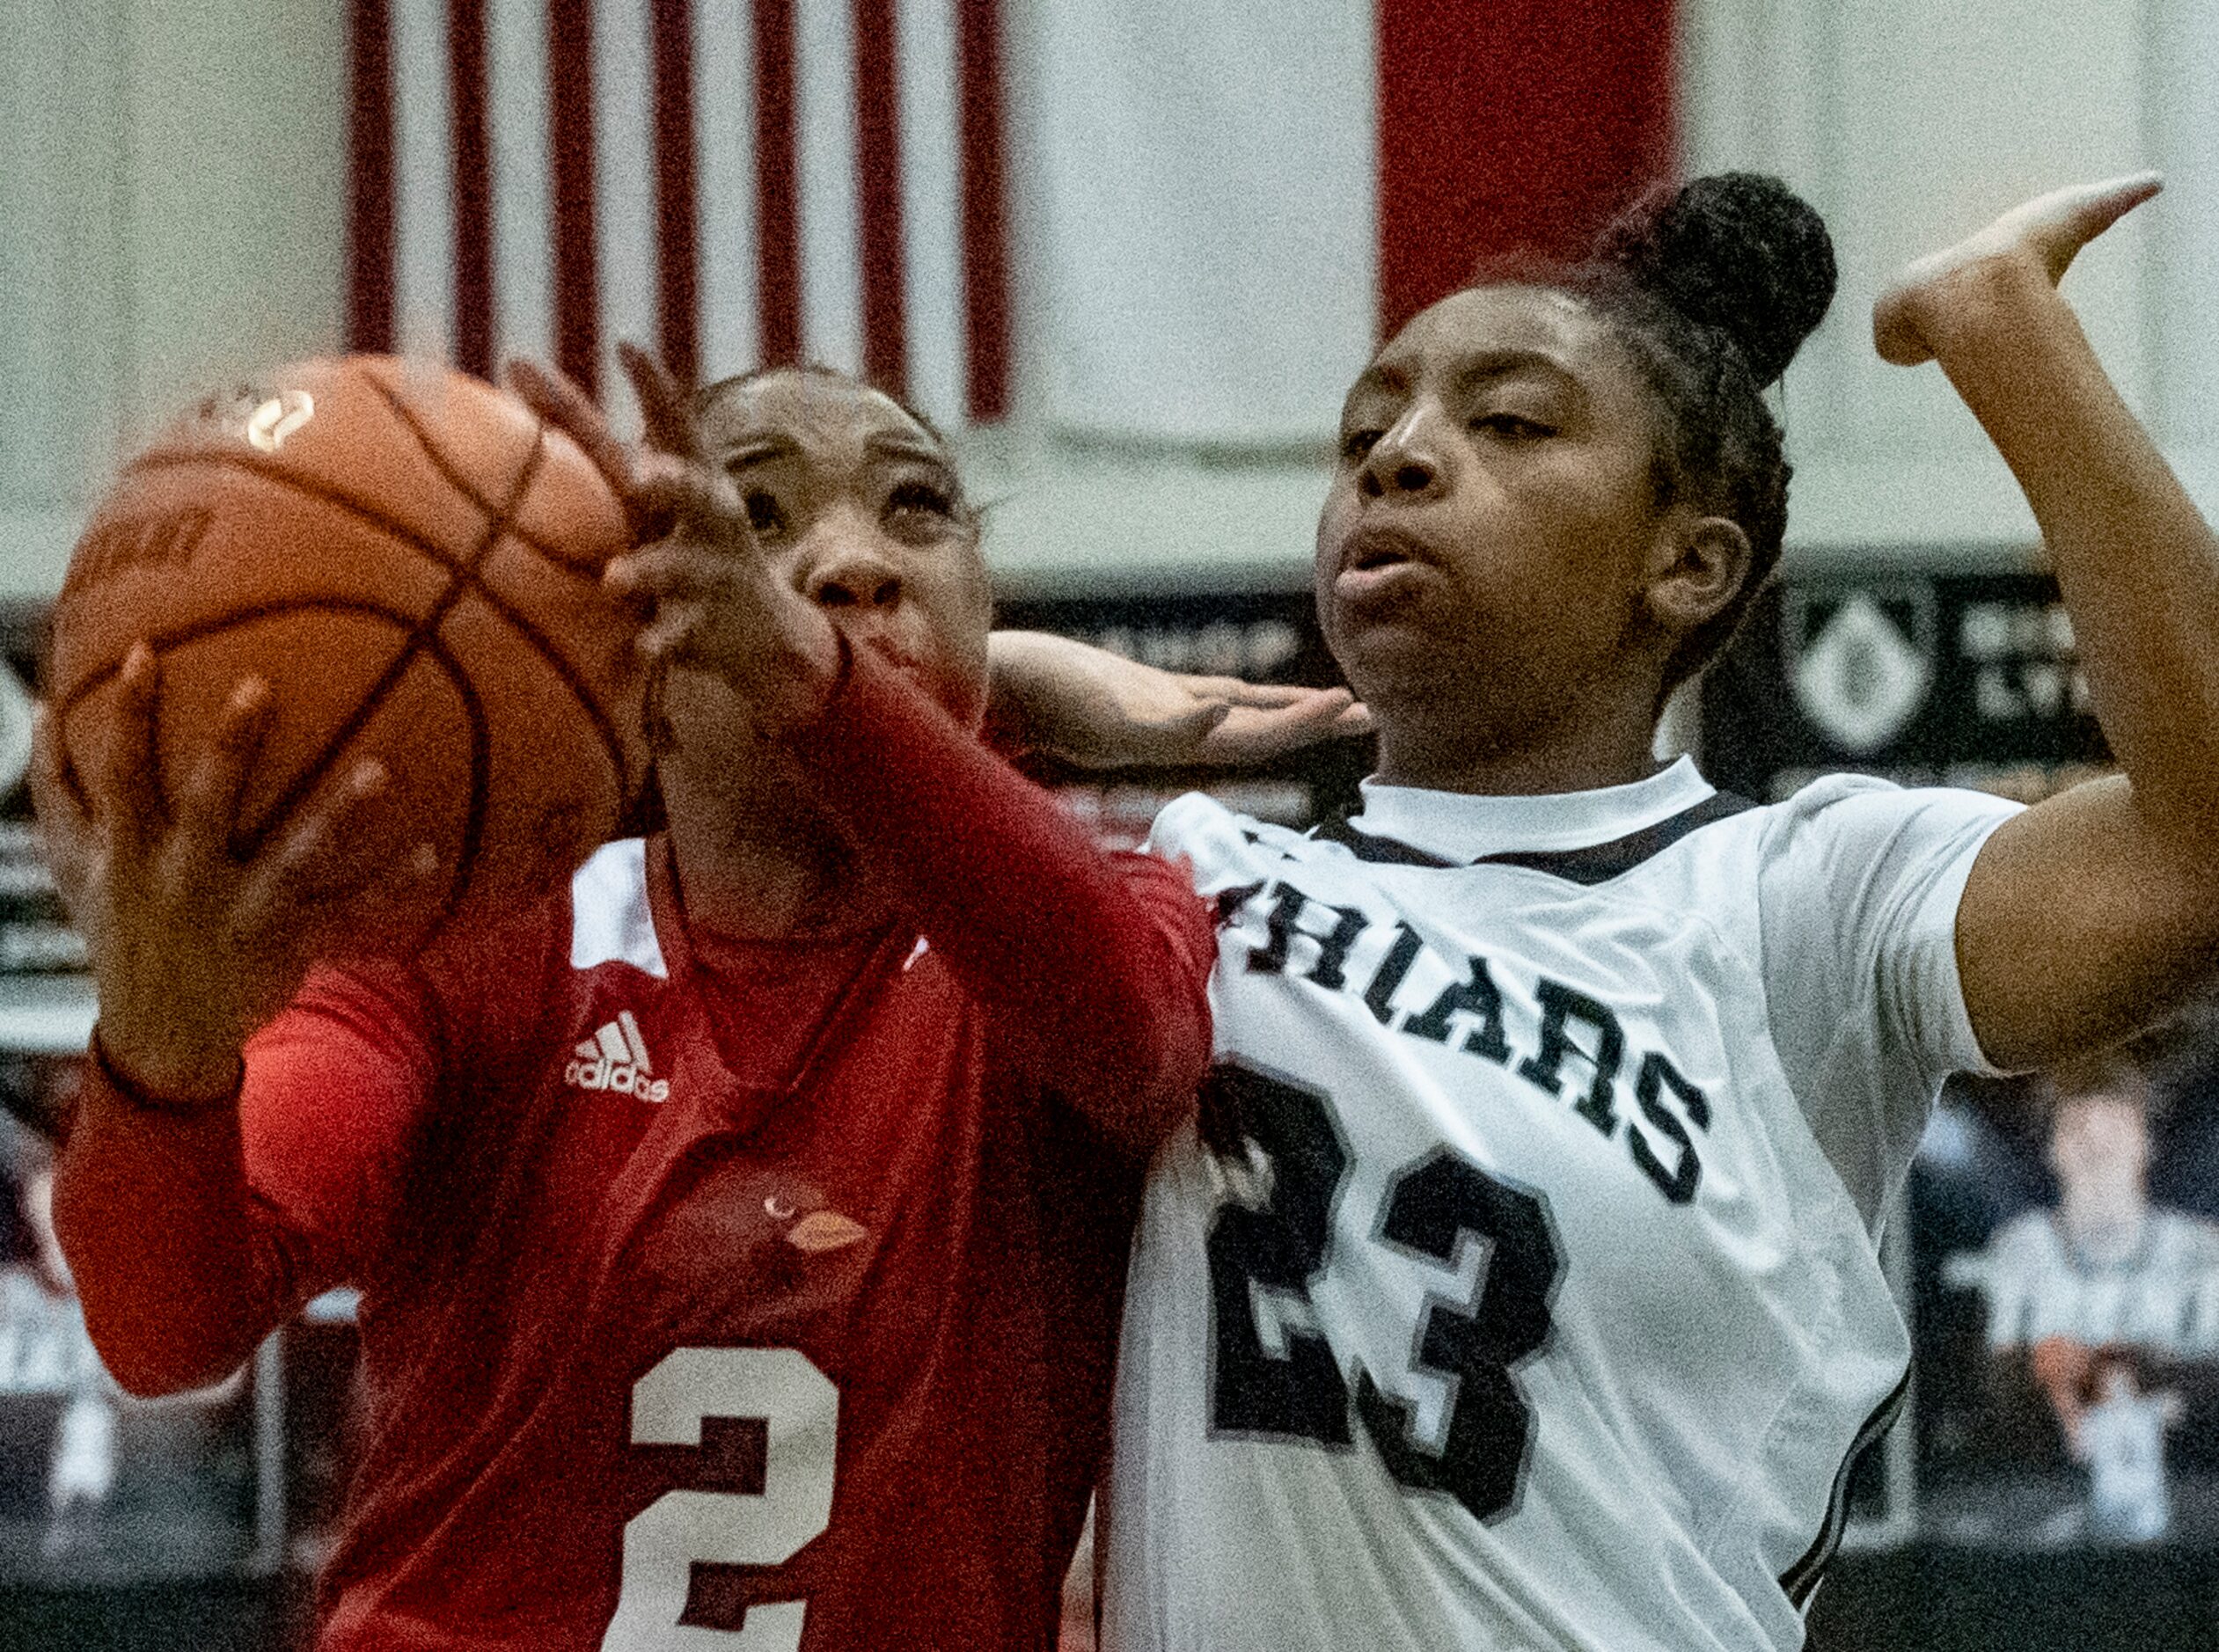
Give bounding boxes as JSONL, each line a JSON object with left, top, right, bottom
{"left": 602, "top": 1348, "right": 840, "bottom": 1651}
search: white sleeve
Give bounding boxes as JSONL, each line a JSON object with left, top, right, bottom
{"left": 1757, "top": 776, "right": 2023, "bottom": 1225}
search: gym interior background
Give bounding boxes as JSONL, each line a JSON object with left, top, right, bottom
{"left": 6, "top": 1, "right": 2219, "bottom": 1647}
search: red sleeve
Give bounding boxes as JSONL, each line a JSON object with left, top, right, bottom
{"left": 787, "top": 648, "right": 1216, "bottom": 1153}
{"left": 50, "top": 963, "right": 439, "bottom": 1397}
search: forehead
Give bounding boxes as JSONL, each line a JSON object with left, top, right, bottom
{"left": 697, "top": 372, "right": 939, "bottom": 459}
{"left": 1360, "top": 284, "right": 1634, "bottom": 400}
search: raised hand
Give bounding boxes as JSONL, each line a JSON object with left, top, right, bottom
{"left": 1874, "top": 173, "right": 2162, "bottom": 367}
{"left": 508, "top": 342, "right": 700, "bottom": 540}
{"left": 518, "top": 346, "right": 844, "bottom": 735}
{"left": 986, "top": 632, "right": 1373, "bottom": 769}
{"left": 32, "top": 647, "right": 428, "bottom": 1105}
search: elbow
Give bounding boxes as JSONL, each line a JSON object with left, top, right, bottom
{"left": 79, "top": 1298, "right": 250, "bottom": 1400}
{"left": 1083, "top": 987, "right": 1213, "bottom": 1156}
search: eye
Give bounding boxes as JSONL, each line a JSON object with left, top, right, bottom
{"left": 887, "top": 479, "right": 956, "bottom": 520}
{"left": 1340, "top": 428, "right": 1382, "bottom": 462}
{"left": 1472, "top": 412, "right": 1555, "bottom": 440}
{"left": 743, "top": 489, "right": 786, "bottom": 533}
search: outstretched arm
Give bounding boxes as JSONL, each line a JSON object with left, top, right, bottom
{"left": 985, "top": 630, "right": 1371, "bottom": 769}
{"left": 1878, "top": 176, "right": 2219, "bottom": 1070}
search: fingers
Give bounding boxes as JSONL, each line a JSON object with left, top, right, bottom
{"left": 606, "top": 539, "right": 746, "bottom": 609}
{"left": 2026, "top": 172, "right": 2163, "bottom": 281}
{"left": 170, "top": 676, "right": 274, "bottom": 866}
{"left": 619, "top": 342, "right": 702, "bottom": 461}
{"left": 626, "top": 449, "right": 751, "bottom": 551}
{"left": 98, "top": 644, "right": 167, "bottom": 870}
{"left": 507, "top": 358, "right": 663, "bottom": 541}
{"left": 1201, "top": 688, "right": 1379, "bottom": 763}
{"left": 245, "top": 759, "right": 400, "bottom": 918}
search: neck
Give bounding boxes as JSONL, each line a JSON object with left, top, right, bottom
{"left": 1371, "top": 678, "right": 1667, "bottom": 798}
{"left": 658, "top": 754, "right": 887, "bottom": 940}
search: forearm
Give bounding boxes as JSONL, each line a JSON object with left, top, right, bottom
{"left": 789, "top": 650, "right": 1213, "bottom": 1147}
{"left": 52, "top": 1071, "right": 305, "bottom": 1396}
{"left": 1930, "top": 263, "right": 2219, "bottom": 845}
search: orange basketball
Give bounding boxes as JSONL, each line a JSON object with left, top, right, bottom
{"left": 47, "top": 355, "right": 647, "bottom": 949}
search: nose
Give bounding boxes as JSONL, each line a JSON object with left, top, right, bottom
{"left": 1359, "top": 409, "right": 1446, "bottom": 502}
{"left": 803, "top": 539, "right": 903, "bottom": 611}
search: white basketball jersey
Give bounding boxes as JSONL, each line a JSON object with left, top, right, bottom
{"left": 1106, "top": 759, "right": 2017, "bottom": 1652}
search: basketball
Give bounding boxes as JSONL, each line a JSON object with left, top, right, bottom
{"left": 44, "top": 355, "right": 647, "bottom": 949}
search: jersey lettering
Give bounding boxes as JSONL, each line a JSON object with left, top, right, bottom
{"left": 1215, "top": 883, "right": 1711, "bottom": 1206}
{"left": 1204, "top": 1061, "right": 1565, "bottom": 1522}
{"left": 1355, "top": 1151, "right": 1562, "bottom": 1522}
{"left": 603, "top": 1348, "right": 839, "bottom": 1652}
{"left": 1516, "top": 981, "right": 1626, "bottom": 1138}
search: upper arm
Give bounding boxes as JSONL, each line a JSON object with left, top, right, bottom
{"left": 1760, "top": 781, "right": 2020, "bottom": 1214}
{"left": 999, "top": 849, "right": 1218, "bottom": 1155}
{"left": 1955, "top": 774, "right": 2219, "bottom": 1073}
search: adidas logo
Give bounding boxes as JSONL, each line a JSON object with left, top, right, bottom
{"left": 565, "top": 1010, "right": 670, "bottom": 1103}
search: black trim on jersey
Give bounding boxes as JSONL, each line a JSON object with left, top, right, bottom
{"left": 1311, "top": 791, "right": 1757, "bottom": 884}
{"left": 1779, "top": 1369, "right": 1910, "bottom": 1610}
{"left": 1309, "top": 816, "right": 1459, "bottom": 867}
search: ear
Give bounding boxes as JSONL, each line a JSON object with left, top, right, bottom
{"left": 1642, "top": 513, "right": 1752, "bottom": 639}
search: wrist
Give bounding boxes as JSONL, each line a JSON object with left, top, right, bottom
{"left": 90, "top": 1025, "right": 245, "bottom": 1115}
{"left": 1916, "top": 252, "right": 2067, "bottom": 361}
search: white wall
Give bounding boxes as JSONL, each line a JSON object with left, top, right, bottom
{"left": 1685, "top": 0, "right": 2215, "bottom": 568}
{"left": 0, "top": 0, "right": 349, "bottom": 603}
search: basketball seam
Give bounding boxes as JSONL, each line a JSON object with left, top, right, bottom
{"left": 231, "top": 436, "right": 546, "bottom": 913}
{"left": 122, "top": 448, "right": 633, "bottom": 798}
{"left": 55, "top": 594, "right": 450, "bottom": 820}
{"left": 360, "top": 375, "right": 605, "bottom": 574}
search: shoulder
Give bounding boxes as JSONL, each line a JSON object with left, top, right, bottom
{"left": 1757, "top": 772, "right": 2023, "bottom": 854}
{"left": 1145, "top": 793, "right": 1301, "bottom": 886}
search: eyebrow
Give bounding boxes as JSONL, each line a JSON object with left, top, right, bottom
{"left": 720, "top": 438, "right": 795, "bottom": 470}
{"left": 1348, "top": 347, "right": 1582, "bottom": 404}
{"left": 866, "top": 433, "right": 951, "bottom": 468}
{"left": 716, "top": 433, "right": 949, "bottom": 471}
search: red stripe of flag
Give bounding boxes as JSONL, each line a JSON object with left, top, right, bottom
{"left": 1375, "top": 0, "right": 1676, "bottom": 339}
{"left": 448, "top": 0, "right": 494, "bottom": 378}
{"left": 652, "top": 0, "right": 700, "bottom": 387}
{"left": 547, "top": 0, "right": 602, "bottom": 393}
{"left": 853, "top": 0, "right": 907, "bottom": 395}
{"left": 754, "top": 0, "right": 802, "bottom": 369}
{"left": 957, "top": 0, "right": 1009, "bottom": 421}
{"left": 348, "top": 0, "right": 396, "bottom": 353}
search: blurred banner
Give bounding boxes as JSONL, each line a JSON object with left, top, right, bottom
{"left": 1032, "top": 0, "right": 1672, "bottom": 445}
{"left": 347, "top": 0, "right": 1673, "bottom": 447}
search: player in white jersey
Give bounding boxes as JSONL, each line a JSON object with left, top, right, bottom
{"left": 1105, "top": 170, "right": 2219, "bottom": 1650}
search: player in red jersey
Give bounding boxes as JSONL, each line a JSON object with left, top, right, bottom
{"left": 36, "top": 353, "right": 1358, "bottom": 1651}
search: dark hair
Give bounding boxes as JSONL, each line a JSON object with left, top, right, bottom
{"left": 1478, "top": 172, "right": 1837, "bottom": 694}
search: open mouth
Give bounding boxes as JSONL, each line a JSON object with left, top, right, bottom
{"left": 1341, "top": 526, "right": 1432, "bottom": 574}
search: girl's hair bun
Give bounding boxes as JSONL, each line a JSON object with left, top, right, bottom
{"left": 1594, "top": 172, "right": 1837, "bottom": 385}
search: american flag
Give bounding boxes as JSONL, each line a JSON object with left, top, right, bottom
{"left": 346, "top": 0, "right": 1010, "bottom": 427}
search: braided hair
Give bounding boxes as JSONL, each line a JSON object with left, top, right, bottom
{"left": 1479, "top": 173, "right": 1837, "bottom": 694}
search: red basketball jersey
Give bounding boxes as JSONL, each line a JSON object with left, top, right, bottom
{"left": 55, "top": 656, "right": 1217, "bottom": 1652}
